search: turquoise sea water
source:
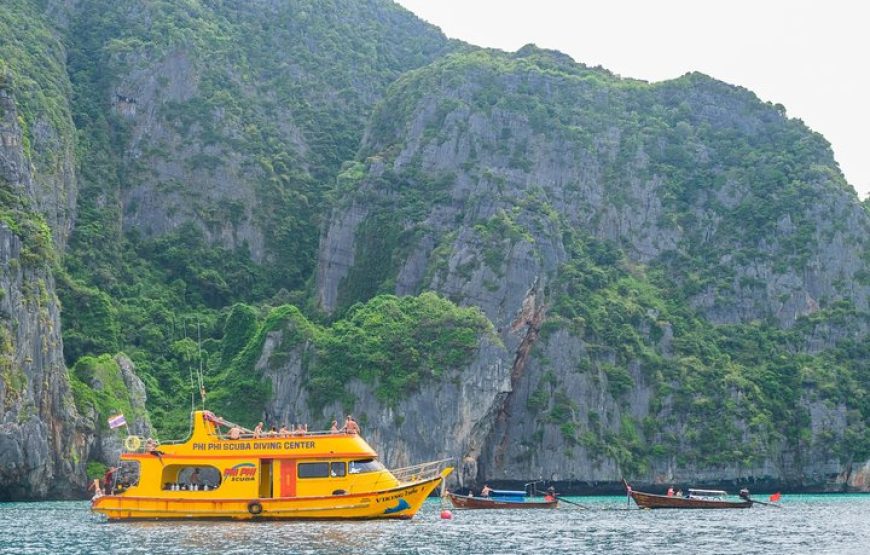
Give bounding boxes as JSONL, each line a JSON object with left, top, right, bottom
{"left": 0, "top": 495, "right": 867, "bottom": 554}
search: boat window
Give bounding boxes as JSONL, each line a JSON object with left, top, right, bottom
{"left": 114, "top": 461, "right": 140, "bottom": 490}
{"left": 298, "top": 462, "right": 330, "bottom": 479}
{"left": 330, "top": 462, "right": 346, "bottom": 477}
{"left": 348, "top": 459, "right": 384, "bottom": 474}
{"left": 160, "top": 465, "right": 222, "bottom": 490}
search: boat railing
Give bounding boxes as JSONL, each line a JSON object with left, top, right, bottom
{"left": 391, "top": 458, "right": 453, "bottom": 483}
{"left": 122, "top": 428, "right": 360, "bottom": 451}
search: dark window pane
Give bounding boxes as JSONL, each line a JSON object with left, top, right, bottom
{"left": 298, "top": 462, "right": 329, "bottom": 478}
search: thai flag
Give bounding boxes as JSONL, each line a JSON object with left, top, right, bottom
{"left": 108, "top": 414, "right": 127, "bottom": 429}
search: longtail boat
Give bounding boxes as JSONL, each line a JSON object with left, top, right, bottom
{"left": 627, "top": 484, "right": 753, "bottom": 509}
{"left": 91, "top": 410, "right": 452, "bottom": 520}
{"left": 447, "top": 490, "right": 558, "bottom": 509}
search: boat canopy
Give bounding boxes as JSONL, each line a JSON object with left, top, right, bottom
{"left": 688, "top": 489, "right": 727, "bottom": 496}
{"left": 491, "top": 490, "right": 526, "bottom": 497}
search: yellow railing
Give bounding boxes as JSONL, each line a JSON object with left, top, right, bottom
{"left": 390, "top": 458, "right": 453, "bottom": 483}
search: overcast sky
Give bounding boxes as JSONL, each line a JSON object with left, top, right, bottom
{"left": 396, "top": 0, "right": 869, "bottom": 200}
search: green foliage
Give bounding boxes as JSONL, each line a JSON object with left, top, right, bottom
{"left": 69, "top": 354, "right": 143, "bottom": 429}
{"left": 204, "top": 293, "right": 493, "bottom": 425}
{"left": 547, "top": 230, "right": 869, "bottom": 471}
{"left": 0, "top": 177, "right": 56, "bottom": 270}
{"left": 57, "top": 274, "right": 120, "bottom": 363}
{"left": 207, "top": 305, "right": 314, "bottom": 424}
{"left": 0, "top": 0, "right": 75, "bottom": 169}
{"left": 86, "top": 461, "right": 108, "bottom": 480}
{"left": 220, "top": 304, "right": 259, "bottom": 364}
{"left": 313, "top": 292, "right": 493, "bottom": 410}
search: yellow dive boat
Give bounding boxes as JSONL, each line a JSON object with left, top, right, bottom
{"left": 91, "top": 410, "right": 452, "bottom": 520}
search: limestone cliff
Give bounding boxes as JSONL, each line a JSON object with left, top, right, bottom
{"left": 60, "top": 0, "right": 453, "bottom": 289}
{"left": 308, "top": 47, "right": 868, "bottom": 491}
{"left": 0, "top": 11, "right": 150, "bottom": 498}
{"left": 0, "top": 73, "right": 86, "bottom": 499}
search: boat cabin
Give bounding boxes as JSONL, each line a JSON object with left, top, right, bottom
{"left": 115, "top": 411, "right": 399, "bottom": 500}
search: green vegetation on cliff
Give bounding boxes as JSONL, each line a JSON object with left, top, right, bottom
{"left": 545, "top": 232, "right": 868, "bottom": 471}
{"left": 208, "top": 293, "right": 492, "bottom": 426}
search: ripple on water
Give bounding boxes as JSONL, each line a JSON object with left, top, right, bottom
{"left": 0, "top": 496, "right": 868, "bottom": 555}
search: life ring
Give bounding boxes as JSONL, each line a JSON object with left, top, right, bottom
{"left": 247, "top": 501, "right": 263, "bottom": 515}
{"left": 124, "top": 435, "right": 142, "bottom": 451}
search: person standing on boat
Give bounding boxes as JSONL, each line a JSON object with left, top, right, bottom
{"left": 344, "top": 415, "right": 360, "bottom": 434}
{"left": 103, "top": 466, "right": 118, "bottom": 495}
{"left": 229, "top": 424, "right": 241, "bottom": 440}
{"left": 480, "top": 484, "right": 492, "bottom": 497}
{"left": 667, "top": 486, "right": 675, "bottom": 497}
{"left": 189, "top": 468, "right": 201, "bottom": 489}
{"left": 330, "top": 420, "right": 339, "bottom": 433}
{"left": 253, "top": 422, "right": 264, "bottom": 438}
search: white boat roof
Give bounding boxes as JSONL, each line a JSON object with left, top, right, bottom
{"left": 688, "top": 489, "right": 727, "bottom": 495}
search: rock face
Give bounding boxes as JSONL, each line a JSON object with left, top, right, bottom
{"left": 0, "top": 76, "right": 86, "bottom": 499}
{"left": 260, "top": 319, "right": 513, "bottom": 491}
{"left": 306, "top": 47, "right": 869, "bottom": 491}
{"left": 60, "top": 0, "right": 452, "bottom": 287}
{"left": 0, "top": 26, "right": 149, "bottom": 499}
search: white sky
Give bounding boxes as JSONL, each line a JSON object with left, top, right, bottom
{"left": 396, "top": 0, "right": 869, "bottom": 200}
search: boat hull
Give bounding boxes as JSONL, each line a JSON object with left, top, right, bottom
{"left": 630, "top": 490, "right": 752, "bottom": 509}
{"left": 447, "top": 492, "right": 557, "bottom": 509}
{"left": 92, "top": 472, "right": 448, "bottom": 520}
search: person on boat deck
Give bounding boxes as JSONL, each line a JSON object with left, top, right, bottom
{"left": 268, "top": 425, "right": 278, "bottom": 437}
{"left": 667, "top": 486, "right": 675, "bottom": 497}
{"left": 253, "top": 422, "right": 264, "bottom": 438}
{"left": 88, "top": 478, "right": 103, "bottom": 498}
{"left": 103, "top": 466, "right": 118, "bottom": 495}
{"left": 279, "top": 424, "right": 290, "bottom": 437}
{"left": 480, "top": 484, "right": 492, "bottom": 497}
{"left": 330, "top": 420, "right": 339, "bottom": 433}
{"left": 228, "top": 424, "right": 241, "bottom": 440}
{"left": 144, "top": 437, "right": 158, "bottom": 452}
{"left": 544, "top": 486, "right": 557, "bottom": 502}
{"left": 189, "top": 468, "right": 201, "bottom": 488}
{"left": 343, "top": 415, "right": 360, "bottom": 434}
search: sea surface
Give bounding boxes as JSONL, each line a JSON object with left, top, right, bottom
{"left": 0, "top": 495, "right": 867, "bottom": 554}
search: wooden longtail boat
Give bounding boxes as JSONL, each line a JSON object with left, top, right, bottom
{"left": 447, "top": 491, "right": 558, "bottom": 509}
{"left": 628, "top": 487, "right": 753, "bottom": 509}
{"left": 91, "top": 410, "right": 452, "bottom": 520}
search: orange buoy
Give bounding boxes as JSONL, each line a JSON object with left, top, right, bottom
{"left": 440, "top": 509, "right": 453, "bottom": 519}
